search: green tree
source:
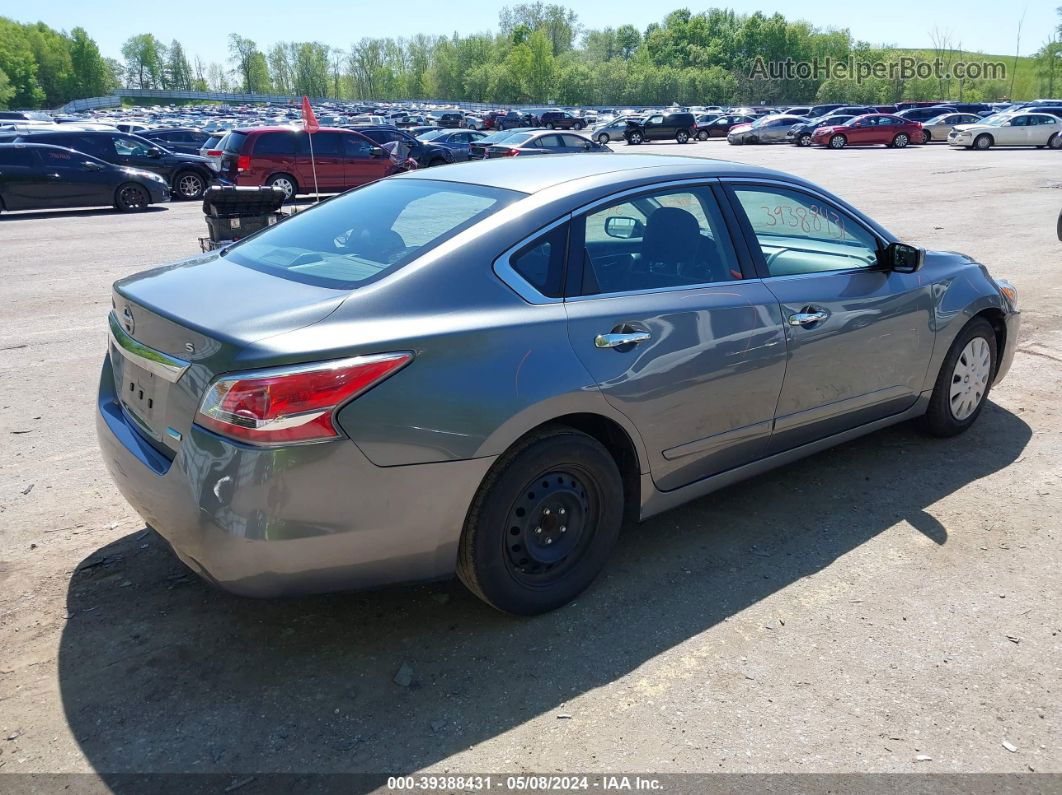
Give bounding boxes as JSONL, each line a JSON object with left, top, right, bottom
{"left": 121, "top": 33, "right": 164, "bottom": 89}
{"left": 69, "top": 27, "right": 111, "bottom": 98}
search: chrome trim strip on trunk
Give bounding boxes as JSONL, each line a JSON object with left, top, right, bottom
{"left": 108, "top": 311, "right": 190, "bottom": 383}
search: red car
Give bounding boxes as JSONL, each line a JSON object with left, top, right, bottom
{"left": 217, "top": 126, "right": 398, "bottom": 198}
{"left": 811, "top": 114, "right": 923, "bottom": 149}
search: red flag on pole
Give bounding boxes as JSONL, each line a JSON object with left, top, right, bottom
{"left": 301, "top": 96, "right": 320, "bottom": 133}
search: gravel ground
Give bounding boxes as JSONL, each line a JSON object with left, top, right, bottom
{"left": 0, "top": 141, "right": 1059, "bottom": 786}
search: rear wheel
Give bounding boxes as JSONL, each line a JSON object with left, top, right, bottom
{"left": 428, "top": 157, "right": 445, "bottom": 168}
{"left": 457, "top": 427, "right": 624, "bottom": 615}
{"left": 265, "top": 173, "right": 297, "bottom": 199}
{"left": 697, "top": 130, "right": 709, "bottom": 141}
{"left": 572, "top": 121, "right": 584, "bottom": 130}
{"left": 174, "top": 170, "right": 206, "bottom": 200}
{"left": 974, "top": 134, "right": 993, "bottom": 150}
{"left": 114, "top": 182, "right": 150, "bottom": 212}
{"left": 920, "top": 318, "right": 997, "bottom": 437}
{"left": 545, "top": 122, "right": 556, "bottom": 130}
{"left": 892, "top": 133, "right": 910, "bottom": 148}
{"left": 1049, "top": 133, "right": 1062, "bottom": 150}
{"left": 829, "top": 134, "right": 847, "bottom": 149}
{"left": 922, "top": 130, "right": 932, "bottom": 143}
{"left": 676, "top": 130, "right": 690, "bottom": 144}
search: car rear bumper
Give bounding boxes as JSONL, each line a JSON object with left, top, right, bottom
{"left": 96, "top": 356, "right": 494, "bottom": 597}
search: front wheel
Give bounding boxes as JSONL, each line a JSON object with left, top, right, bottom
{"left": 798, "top": 133, "right": 812, "bottom": 147}
{"left": 627, "top": 131, "right": 642, "bottom": 145}
{"left": 572, "top": 121, "right": 583, "bottom": 130}
{"left": 829, "top": 134, "right": 847, "bottom": 149}
{"left": 892, "top": 133, "right": 910, "bottom": 148}
{"left": 974, "top": 134, "right": 993, "bottom": 151}
{"left": 457, "top": 427, "right": 624, "bottom": 615}
{"left": 545, "top": 122, "right": 556, "bottom": 130}
{"left": 920, "top": 318, "right": 997, "bottom": 437}
{"left": 676, "top": 130, "right": 689, "bottom": 144}
{"left": 114, "top": 183, "right": 150, "bottom": 212}
{"left": 697, "top": 130, "right": 709, "bottom": 141}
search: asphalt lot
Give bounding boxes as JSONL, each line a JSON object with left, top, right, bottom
{"left": 1, "top": 140, "right": 1060, "bottom": 785}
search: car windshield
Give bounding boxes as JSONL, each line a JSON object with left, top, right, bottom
{"left": 417, "top": 130, "right": 447, "bottom": 141}
{"left": 979, "top": 116, "right": 1010, "bottom": 127}
{"left": 224, "top": 179, "right": 523, "bottom": 288}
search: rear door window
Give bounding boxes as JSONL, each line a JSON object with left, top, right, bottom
{"left": 253, "top": 132, "right": 295, "bottom": 155}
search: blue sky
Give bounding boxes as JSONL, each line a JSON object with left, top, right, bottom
{"left": 12, "top": 0, "right": 1058, "bottom": 64}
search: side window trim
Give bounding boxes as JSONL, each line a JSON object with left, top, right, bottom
{"left": 719, "top": 179, "right": 887, "bottom": 280}
{"left": 493, "top": 214, "right": 572, "bottom": 305}
{"left": 564, "top": 178, "right": 755, "bottom": 300}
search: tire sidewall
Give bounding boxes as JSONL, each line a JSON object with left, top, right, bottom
{"left": 459, "top": 431, "right": 623, "bottom": 615}
{"left": 175, "top": 170, "right": 205, "bottom": 199}
{"left": 894, "top": 134, "right": 909, "bottom": 148}
{"left": 975, "top": 134, "right": 992, "bottom": 150}
{"left": 115, "top": 182, "right": 149, "bottom": 212}
{"left": 922, "top": 318, "right": 998, "bottom": 437}
{"left": 267, "top": 173, "right": 297, "bottom": 198}
{"left": 830, "top": 134, "right": 846, "bottom": 149}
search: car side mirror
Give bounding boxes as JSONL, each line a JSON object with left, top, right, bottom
{"left": 885, "top": 242, "right": 925, "bottom": 273}
{"left": 605, "top": 216, "right": 645, "bottom": 240}
{"left": 147, "top": 147, "right": 162, "bottom": 158}
{"left": 370, "top": 146, "right": 388, "bottom": 158}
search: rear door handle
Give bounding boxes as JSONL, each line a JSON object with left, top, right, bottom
{"left": 788, "top": 310, "right": 829, "bottom": 327}
{"left": 46, "top": 172, "right": 61, "bottom": 179}
{"left": 595, "top": 331, "right": 651, "bottom": 348}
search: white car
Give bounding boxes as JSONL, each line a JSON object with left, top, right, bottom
{"left": 948, "top": 111, "right": 1062, "bottom": 150}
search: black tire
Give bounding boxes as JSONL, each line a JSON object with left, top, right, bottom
{"left": 676, "top": 130, "right": 689, "bottom": 144}
{"left": 428, "top": 158, "right": 446, "bottom": 168}
{"left": 974, "top": 134, "right": 992, "bottom": 151}
{"left": 545, "top": 122, "right": 555, "bottom": 130}
{"left": 573, "top": 121, "right": 583, "bottom": 130}
{"left": 829, "top": 134, "right": 847, "bottom": 149}
{"left": 266, "top": 173, "right": 297, "bottom": 199}
{"left": 627, "top": 131, "right": 642, "bottom": 145}
{"left": 173, "top": 170, "right": 206, "bottom": 200}
{"left": 597, "top": 133, "right": 610, "bottom": 145}
{"left": 798, "top": 133, "right": 812, "bottom": 147}
{"left": 114, "top": 182, "right": 150, "bottom": 212}
{"left": 1049, "top": 133, "right": 1062, "bottom": 150}
{"left": 922, "top": 130, "right": 932, "bottom": 144}
{"left": 457, "top": 426, "right": 624, "bottom": 615}
{"left": 746, "top": 135, "right": 759, "bottom": 145}
{"left": 892, "top": 133, "right": 910, "bottom": 148}
{"left": 920, "top": 317, "right": 997, "bottom": 437}
{"left": 697, "top": 130, "right": 709, "bottom": 141}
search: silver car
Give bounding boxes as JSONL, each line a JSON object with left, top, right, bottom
{"left": 920, "top": 113, "right": 982, "bottom": 143}
{"left": 97, "top": 155, "right": 1019, "bottom": 615}
{"left": 727, "top": 114, "right": 806, "bottom": 144}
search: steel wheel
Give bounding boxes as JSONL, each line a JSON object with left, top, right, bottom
{"left": 175, "top": 171, "right": 205, "bottom": 199}
{"left": 504, "top": 470, "right": 593, "bottom": 585}
{"left": 974, "top": 134, "right": 992, "bottom": 150}
{"left": 115, "top": 183, "right": 149, "bottom": 212}
{"left": 949, "top": 336, "right": 992, "bottom": 421}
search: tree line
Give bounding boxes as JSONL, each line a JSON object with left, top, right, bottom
{"left": 2, "top": 5, "right": 1059, "bottom": 110}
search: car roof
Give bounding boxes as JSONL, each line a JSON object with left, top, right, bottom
{"left": 233, "top": 125, "right": 352, "bottom": 134}
{"left": 394, "top": 153, "right": 795, "bottom": 194}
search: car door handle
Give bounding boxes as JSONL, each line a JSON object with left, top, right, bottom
{"left": 788, "top": 310, "right": 829, "bottom": 326}
{"left": 46, "top": 172, "right": 61, "bottom": 179}
{"left": 595, "top": 331, "right": 651, "bottom": 348}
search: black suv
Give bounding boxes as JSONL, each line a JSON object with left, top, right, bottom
{"left": 140, "top": 127, "right": 212, "bottom": 156}
{"left": 540, "top": 111, "right": 586, "bottom": 130}
{"left": 353, "top": 127, "right": 456, "bottom": 168}
{"left": 623, "top": 112, "right": 696, "bottom": 144}
{"left": 11, "top": 129, "right": 215, "bottom": 199}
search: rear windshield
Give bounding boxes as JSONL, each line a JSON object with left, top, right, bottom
{"left": 499, "top": 133, "right": 533, "bottom": 145}
{"left": 224, "top": 179, "right": 524, "bottom": 288}
{"left": 222, "top": 131, "right": 247, "bottom": 153}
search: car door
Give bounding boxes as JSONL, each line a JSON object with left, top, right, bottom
{"left": 29, "top": 147, "right": 112, "bottom": 207}
{"left": 110, "top": 134, "right": 164, "bottom": 174}
{"left": 724, "top": 181, "right": 935, "bottom": 452}
{"left": 341, "top": 131, "right": 389, "bottom": 186}
{"left": 847, "top": 116, "right": 878, "bottom": 145}
{"left": 1027, "top": 115, "right": 1056, "bottom": 145}
{"left": 562, "top": 183, "right": 788, "bottom": 490}
{"left": 299, "top": 131, "right": 345, "bottom": 190}
{"left": 642, "top": 115, "right": 665, "bottom": 140}
{"left": 0, "top": 146, "right": 45, "bottom": 210}
{"left": 998, "top": 115, "right": 1030, "bottom": 145}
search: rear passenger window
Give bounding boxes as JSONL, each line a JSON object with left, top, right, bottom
{"left": 308, "top": 132, "right": 343, "bottom": 156}
{"left": 508, "top": 223, "right": 568, "bottom": 298}
{"left": 253, "top": 133, "right": 295, "bottom": 155}
{"left": 733, "top": 187, "right": 880, "bottom": 276}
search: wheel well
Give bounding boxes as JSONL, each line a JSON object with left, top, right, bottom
{"left": 973, "top": 308, "right": 1007, "bottom": 375}
{"left": 525, "top": 413, "right": 641, "bottom": 522}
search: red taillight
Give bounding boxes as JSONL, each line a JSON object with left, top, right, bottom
{"left": 237, "top": 155, "right": 251, "bottom": 172}
{"left": 195, "top": 353, "right": 412, "bottom": 445}
{"left": 506, "top": 148, "right": 520, "bottom": 157}
{"left": 207, "top": 149, "right": 222, "bottom": 157}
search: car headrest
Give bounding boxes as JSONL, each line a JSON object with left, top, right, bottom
{"left": 642, "top": 207, "right": 700, "bottom": 265}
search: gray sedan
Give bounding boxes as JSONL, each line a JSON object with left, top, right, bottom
{"left": 921, "top": 112, "right": 983, "bottom": 143}
{"left": 727, "top": 114, "right": 806, "bottom": 144}
{"left": 97, "top": 155, "right": 1019, "bottom": 615}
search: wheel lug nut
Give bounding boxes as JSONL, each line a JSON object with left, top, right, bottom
{"left": 543, "top": 508, "right": 551, "bottom": 516}
{"left": 559, "top": 526, "right": 567, "bottom": 533}
{"left": 535, "top": 527, "right": 542, "bottom": 534}
{"left": 558, "top": 508, "right": 566, "bottom": 515}
{"left": 545, "top": 537, "right": 553, "bottom": 544}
